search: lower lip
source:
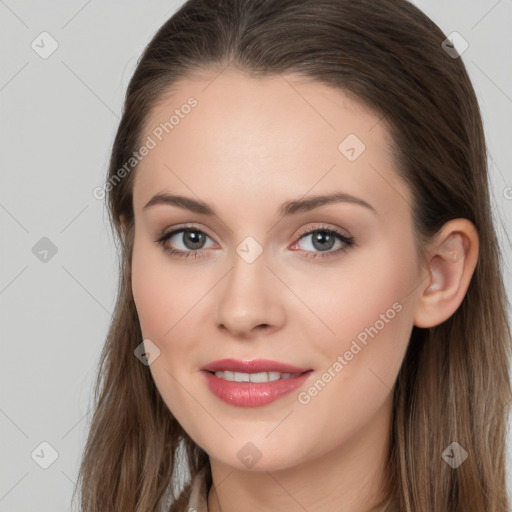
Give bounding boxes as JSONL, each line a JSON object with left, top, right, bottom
{"left": 202, "top": 370, "right": 313, "bottom": 407}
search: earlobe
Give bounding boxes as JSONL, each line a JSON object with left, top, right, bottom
{"left": 414, "top": 220, "right": 479, "bottom": 328}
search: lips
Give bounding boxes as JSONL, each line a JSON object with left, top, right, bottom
{"left": 200, "top": 358, "right": 311, "bottom": 374}
{"left": 199, "top": 359, "right": 313, "bottom": 407}
{"left": 201, "top": 369, "right": 313, "bottom": 407}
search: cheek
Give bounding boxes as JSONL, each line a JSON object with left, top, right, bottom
{"left": 306, "top": 242, "right": 418, "bottom": 375}
{"left": 131, "top": 240, "right": 202, "bottom": 426}
{"left": 291, "top": 249, "right": 416, "bottom": 448}
{"left": 130, "top": 236, "right": 213, "bottom": 411}
{"left": 131, "top": 237, "right": 199, "bottom": 340}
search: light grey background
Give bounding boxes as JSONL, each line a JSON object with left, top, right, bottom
{"left": 1, "top": 1, "right": 511, "bottom": 510}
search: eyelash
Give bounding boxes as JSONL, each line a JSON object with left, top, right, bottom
{"left": 155, "top": 224, "right": 355, "bottom": 260}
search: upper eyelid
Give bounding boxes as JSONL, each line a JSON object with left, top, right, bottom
{"left": 162, "top": 224, "right": 217, "bottom": 243}
{"left": 162, "top": 222, "right": 348, "bottom": 236}
{"left": 295, "top": 224, "right": 351, "bottom": 239}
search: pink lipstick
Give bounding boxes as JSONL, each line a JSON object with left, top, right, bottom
{"left": 200, "top": 359, "right": 313, "bottom": 407}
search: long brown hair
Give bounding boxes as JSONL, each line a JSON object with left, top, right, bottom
{"left": 74, "top": 1, "right": 512, "bottom": 510}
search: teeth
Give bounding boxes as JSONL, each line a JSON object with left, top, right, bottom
{"left": 213, "top": 371, "right": 301, "bottom": 382}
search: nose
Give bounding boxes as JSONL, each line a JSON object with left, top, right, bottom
{"left": 214, "top": 248, "right": 286, "bottom": 338}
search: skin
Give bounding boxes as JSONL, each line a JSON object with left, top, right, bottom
{"left": 128, "top": 69, "right": 479, "bottom": 512}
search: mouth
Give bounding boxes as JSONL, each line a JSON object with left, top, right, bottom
{"left": 199, "top": 359, "right": 314, "bottom": 407}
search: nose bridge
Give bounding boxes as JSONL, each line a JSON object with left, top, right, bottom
{"left": 214, "top": 234, "right": 284, "bottom": 335}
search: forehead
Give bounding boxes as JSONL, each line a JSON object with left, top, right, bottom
{"left": 132, "top": 69, "right": 411, "bottom": 220}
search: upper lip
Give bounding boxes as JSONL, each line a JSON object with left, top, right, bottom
{"left": 200, "top": 358, "right": 311, "bottom": 374}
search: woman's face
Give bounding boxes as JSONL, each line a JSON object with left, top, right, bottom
{"left": 131, "top": 69, "right": 427, "bottom": 471}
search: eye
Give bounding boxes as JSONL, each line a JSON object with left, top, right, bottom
{"left": 290, "top": 224, "right": 355, "bottom": 259}
{"left": 155, "top": 227, "right": 216, "bottom": 259}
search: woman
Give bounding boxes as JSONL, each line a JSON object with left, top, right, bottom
{"left": 75, "top": 1, "right": 512, "bottom": 511}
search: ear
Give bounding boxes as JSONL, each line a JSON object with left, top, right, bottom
{"left": 413, "top": 218, "right": 479, "bottom": 328}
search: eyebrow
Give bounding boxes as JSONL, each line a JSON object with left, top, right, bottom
{"left": 143, "top": 191, "right": 376, "bottom": 216}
